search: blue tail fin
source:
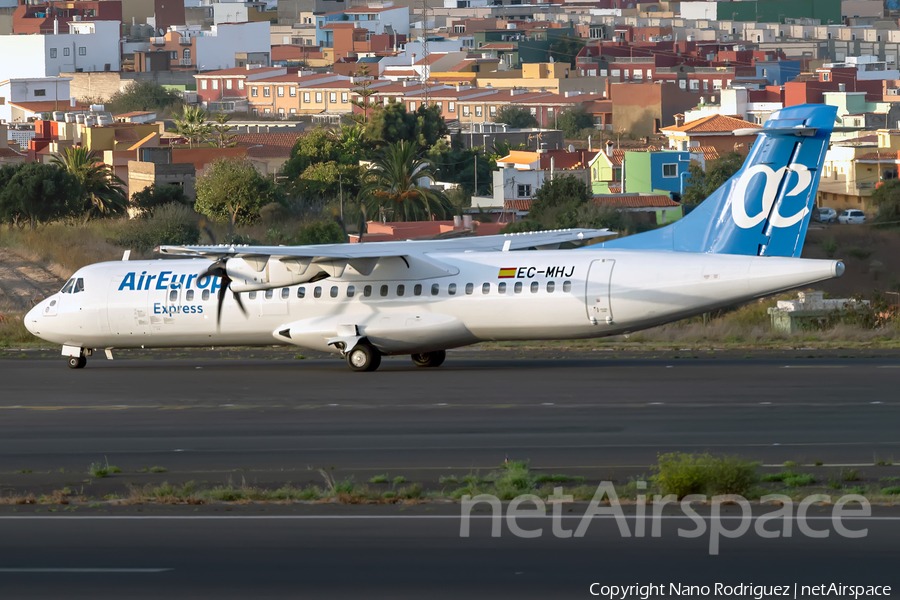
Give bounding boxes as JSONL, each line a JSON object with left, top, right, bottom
{"left": 599, "top": 104, "right": 837, "bottom": 258}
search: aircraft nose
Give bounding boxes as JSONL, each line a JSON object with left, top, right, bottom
{"left": 24, "top": 305, "right": 40, "bottom": 335}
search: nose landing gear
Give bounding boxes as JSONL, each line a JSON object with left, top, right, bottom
{"left": 346, "top": 342, "right": 382, "bottom": 372}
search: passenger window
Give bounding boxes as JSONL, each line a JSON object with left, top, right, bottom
{"left": 546, "top": 281, "right": 555, "bottom": 293}
{"left": 380, "top": 285, "right": 389, "bottom": 297}
{"left": 281, "top": 288, "right": 289, "bottom": 299}
{"left": 202, "top": 289, "right": 210, "bottom": 301}
{"left": 169, "top": 289, "right": 178, "bottom": 302}
{"left": 498, "top": 282, "right": 507, "bottom": 294}
{"left": 465, "top": 283, "right": 474, "bottom": 295}
{"left": 297, "top": 287, "right": 305, "bottom": 299}
{"left": 514, "top": 282, "right": 523, "bottom": 294}
{"left": 482, "top": 283, "right": 490, "bottom": 294}
{"left": 249, "top": 291, "right": 257, "bottom": 299}
{"left": 364, "top": 285, "right": 373, "bottom": 297}
{"left": 448, "top": 283, "right": 457, "bottom": 295}
{"left": 186, "top": 290, "right": 195, "bottom": 301}
{"left": 530, "top": 281, "right": 539, "bottom": 293}
{"left": 74, "top": 278, "right": 85, "bottom": 293}
{"left": 265, "top": 289, "right": 274, "bottom": 300}
{"left": 314, "top": 287, "right": 322, "bottom": 298}
{"left": 397, "top": 284, "right": 405, "bottom": 296}
{"left": 330, "top": 286, "right": 338, "bottom": 298}
{"left": 431, "top": 284, "right": 439, "bottom": 296}
{"left": 347, "top": 285, "right": 355, "bottom": 298}
{"left": 414, "top": 284, "right": 422, "bottom": 296}
{"left": 61, "top": 279, "right": 75, "bottom": 294}
{"left": 563, "top": 281, "right": 572, "bottom": 293}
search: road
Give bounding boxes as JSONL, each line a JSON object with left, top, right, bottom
{"left": 1, "top": 352, "right": 899, "bottom": 598}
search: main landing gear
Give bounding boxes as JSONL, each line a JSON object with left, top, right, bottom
{"left": 67, "top": 355, "right": 87, "bottom": 369}
{"left": 346, "top": 342, "right": 382, "bottom": 372}
{"left": 411, "top": 350, "right": 446, "bottom": 368}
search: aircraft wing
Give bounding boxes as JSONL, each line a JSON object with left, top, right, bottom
{"left": 157, "top": 228, "right": 615, "bottom": 261}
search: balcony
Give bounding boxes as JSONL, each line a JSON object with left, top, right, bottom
{"left": 179, "top": 58, "right": 194, "bottom": 66}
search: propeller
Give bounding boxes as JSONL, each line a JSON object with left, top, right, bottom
{"left": 200, "top": 259, "right": 248, "bottom": 327}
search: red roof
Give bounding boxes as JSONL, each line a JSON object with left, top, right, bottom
{"left": 480, "top": 43, "right": 516, "bottom": 50}
{"left": 593, "top": 195, "right": 680, "bottom": 208}
{"left": 234, "top": 132, "right": 304, "bottom": 158}
{"left": 858, "top": 152, "right": 900, "bottom": 161}
{"left": 10, "top": 100, "right": 89, "bottom": 113}
{"left": 662, "top": 113, "right": 760, "bottom": 135}
{"left": 0, "top": 147, "right": 27, "bottom": 159}
{"left": 504, "top": 199, "right": 533, "bottom": 211}
{"left": 195, "top": 66, "right": 284, "bottom": 78}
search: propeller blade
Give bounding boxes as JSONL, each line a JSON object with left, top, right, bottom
{"left": 216, "top": 273, "right": 229, "bottom": 328}
{"left": 233, "top": 291, "right": 248, "bottom": 318}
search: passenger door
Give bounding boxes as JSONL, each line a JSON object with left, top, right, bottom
{"left": 107, "top": 279, "right": 150, "bottom": 338}
{"left": 585, "top": 259, "right": 615, "bottom": 325}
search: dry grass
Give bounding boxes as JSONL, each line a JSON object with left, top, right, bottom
{"left": 0, "top": 314, "right": 38, "bottom": 347}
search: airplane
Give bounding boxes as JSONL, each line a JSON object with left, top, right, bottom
{"left": 25, "top": 104, "right": 844, "bottom": 372}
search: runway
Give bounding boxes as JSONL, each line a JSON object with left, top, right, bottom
{"left": 1, "top": 352, "right": 899, "bottom": 476}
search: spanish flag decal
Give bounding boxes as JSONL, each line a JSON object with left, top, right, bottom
{"left": 498, "top": 268, "right": 517, "bottom": 279}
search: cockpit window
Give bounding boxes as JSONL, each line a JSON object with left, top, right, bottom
{"left": 61, "top": 279, "right": 75, "bottom": 294}
{"left": 73, "top": 278, "right": 84, "bottom": 293}
{"left": 61, "top": 278, "right": 85, "bottom": 294}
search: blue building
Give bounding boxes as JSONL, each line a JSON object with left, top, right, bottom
{"left": 756, "top": 60, "right": 801, "bottom": 86}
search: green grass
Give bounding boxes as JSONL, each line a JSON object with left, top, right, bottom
{"left": 880, "top": 476, "right": 900, "bottom": 483}
{"left": 782, "top": 461, "right": 799, "bottom": 467}
{"left": 392, "top": 476, "right": 408, "bottom": 485}
{"left": 0, "top": 316, "right": 38, "bottom": 347}
{"left": 841, "top": 468, "right": 860, "bottom": 482}
{"left": 88, "top": 458, "right": 120, "bottom": 478}
{"left": 882, "top": 486, "right": 900, "bottom": 495}
{"left": 368, "top": 474, "right": 389, "bottom": 484}
{"left": 654, "top": 452, "right": 759, "bottom": 499}
{"left": 438, "top": 475, "right": 459, "bottom": 485}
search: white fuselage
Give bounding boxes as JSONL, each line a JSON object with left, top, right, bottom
{"left": 25, "top": 249, "right": 842, "bottom": 355}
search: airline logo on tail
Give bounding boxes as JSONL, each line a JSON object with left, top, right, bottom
{"left": 731, "top": 164, "right": 813, "bottom": 229}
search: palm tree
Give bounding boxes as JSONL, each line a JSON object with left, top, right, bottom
{"left": 51, "top": 147, "right": 128, "bottom": 219}
{"left": 171, "top": 105, "right": 211, "bottom": 148}
{"left": 329, "top": 123, "right": 364, "bottom": 158}
{"left": 359, "top": 140, "right": 453, "bottom": 222}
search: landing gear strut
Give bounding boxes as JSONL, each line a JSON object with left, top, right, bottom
{"left": 411, "top": 350, "right": 446, "bottom": 368}
{"left": 346, "top": 342, "right": 382, "bottom": 372}
{"left": 67, "top": 355, "right": 86, "bottom": 369}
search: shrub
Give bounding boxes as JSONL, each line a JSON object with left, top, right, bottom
{"left": 882, "top": 486, "right": 900, "bottom": 495}
{"left": 822, "top": 236, "right": 838, "bottom": 257}
{"left": 115, "top": 204, "right": 200, "bottom": 251}
{"left": 654, "top": 453, "right": 759, "bottom": 499}
{"left": 782, "top": 473, "right": 816, "bottom": 487}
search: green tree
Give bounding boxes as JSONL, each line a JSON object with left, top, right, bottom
{"left": 0, "top": 162, "right": 82, "bottom": 229}
{"left": 130, "top": 183, "right": 192, "bottom": 218}
{"left": 504, "top": 175, "right": 591, "bottom": 232}
{"left": 681, "top": 152, "right": 746, "bottom": 205}
{"left": 365, "top": 100, "right": 448, "bottom": 149}
{"left": 359, "top": 140, "right": 453, "bottom": 222}
{"left": 494, "top": 105, "right": 539, "bottom": 129}
{"left": 51, "top": 147, "right": 128, "bottom": 220}
{"left": 349, "top": 65, "right": 379, "bottom": 125}
{"left": 294, "top": 220, "right": 347, "bottom": 245}
{"left": 549, "top": 35, "right": 585, "bottom": 65}
{"left": 869, "top": 179, "right": 900, "bottom": 225}
{"left": 210, "top": 112, "right": 237, "bottom": 148}
{"left": 281, "top": 127, "right": 362, "bottom": 200}
{"left": 556, "top": 107, "right": 593, "bottom": 139}
{"left": 427, "top": 139, "right": 492, "bottom": 196}
{"left": 195, "top": 157, "right": 282, "bottom": 240}
{"left": 170, "top": 105, "right": 212, "bottom": 148}
{"left": 104, "top": 80, "right": 183, "bottom": 115}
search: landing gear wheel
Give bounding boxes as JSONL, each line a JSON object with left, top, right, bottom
{"left": 67, "top": 356, "right": 87, "bottom": 369}
{"left": 347, "top": 343, "right": 381, "bottom": 372}
{"left": 411, "top": 350, "right": 446, "bottom": 368}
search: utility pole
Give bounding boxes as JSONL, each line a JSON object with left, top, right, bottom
{"left": 422, "top": 0, "right": 429, "bottom": 109}
{"left": 339, "top": 173, "right": 344, "bottom": 222}
{"left": 474, "top": 153, "right": 477, "bottom": 195}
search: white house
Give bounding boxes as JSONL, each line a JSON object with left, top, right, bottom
{"left": 196, "top": 21, "right": 271, "bottom": 71}
{"left": 0, "top": 20, "right": 121, "bottom": 80}
{"left": 0, "top": 77, "right": 74, "bottom": 124}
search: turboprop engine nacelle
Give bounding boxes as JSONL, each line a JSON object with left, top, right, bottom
{"left": 225, "top": 256, "right": 326, "bottom": 292}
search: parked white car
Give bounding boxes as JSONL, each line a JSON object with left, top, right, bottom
{"left": 838, "top": 209, "right": 866, "bottom": 225}
{"left": 816, "top": 207, "right": 837, "bottom": 223}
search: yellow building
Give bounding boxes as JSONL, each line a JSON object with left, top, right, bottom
{"left": 818, "top": 130, "right": 900, "bottom": 213}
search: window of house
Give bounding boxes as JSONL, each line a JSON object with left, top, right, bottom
{"left": 409, "top": 101, "right": 416, "bottom": 111}
{"left": 436, "top": 101, "right": 443, "bottom": 112}
{"left": 489, "top": 105, "right": 497, "bottom": 117}
{"left": 63, "top": 47, "right": 70, "bottom": 56}
{"left": 79, "top": 47, "right": 86, "bottom": 56}
{"left": 663, "top": 163, "right": 678, "bottom": 178}
{"left": 290, "top": 108, "right": 297, "bottom": 114}
{"left": 303, "top": 92, "right": 310, "bottom": 103}
{"left": 34, "top": 89, "right": 46, "bottom": 97}
{"left": 315, "top": 92, "right": 323, "bottom": 103}
{"left": 263, "top": 87, "right": 270, "bottom": 97}
{"left": 251, "top": 108, "right": 258, "bottom": 116}
{"left": 278, "top": 108, "right": 285, "bottom": 116}
{"left": 517, "top": 184, "right": 531, "bottom": 198}
{"left": 264, "top": 108, "right": 271, "bottom": 114}
{"left": 341, "top": 92, "right": 348, "bottom": 102}
{"left": 690, "top": 80, "right": 700, "bottom": 91}
{"left": 679, "top": 79, "right": 686, "bottom": 89}
{"left": 201, "top": 80, "right": 208, "bottom": 90}
{"left": 50, "top": 48, "right": 57, "bottom": 58}
{"left": 183, "top": 48, "right": 191, "bottom": 60}
{"left": 212, "top": 79, "right": 218, "bottom": 90}
{"left": 329, "top": 92, "right": 337, "bottom": 103}
{"left": 238, "top": 80, "right": 244, "bottom": 90}
{"left": 226, "top": 79, "right": 232, "bottom": 90}
{"left": 251, "top": 86, "right": 257, "bottom": 97}
{"left": 462, "top": 105, "right": 470, "bottom": 117}
{"left": 702, "top": 80, "right": 708, "bottom": 91}
{"left": 278, "top": 86, "right": 284, "bottom": 97}
{"left": 448, "top": 101, "right": 455, "bottom": 113}
{"left": 289, "top": 87, "right": 296, "bottom": 97}
{"left": 475, "top": 106, "right": 483, "bottom": 117}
